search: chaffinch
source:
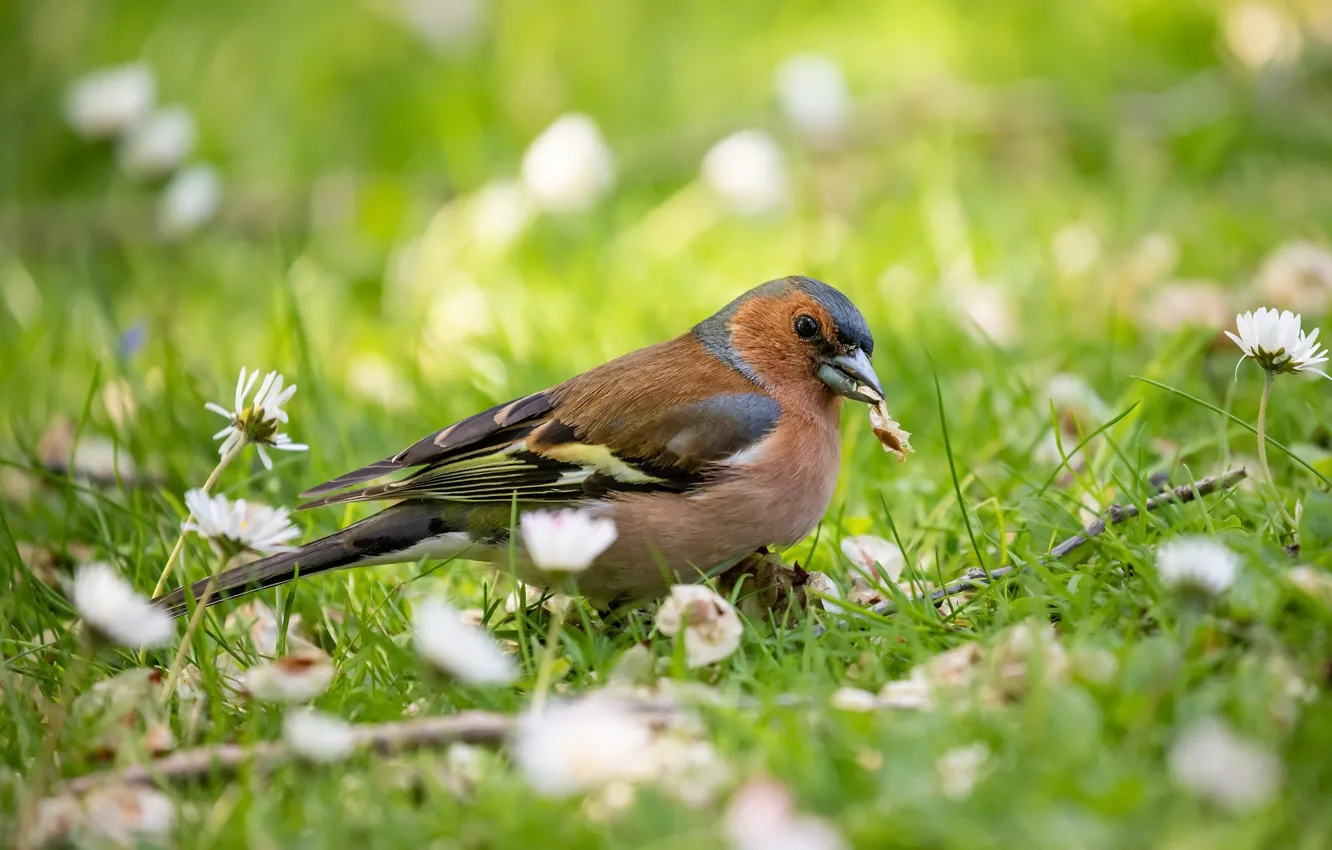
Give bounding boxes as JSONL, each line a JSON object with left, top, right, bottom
{"left": 156, "top": 275, "right": 885, "bottom": 615}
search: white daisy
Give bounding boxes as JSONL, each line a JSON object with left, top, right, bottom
{"left": 1156, "top": 536, "right": 1241, "bottom": 597}
{"left": 1169, "top": 717, "right": 1281, "bottom": 812}
{"left": 724, "top": 777, "right": 847, "bottom": 850}
{"left": 520, "top": 509, "right": 617, "bottom": 575}
{"left": 655, "top": 584, "right": 743, "bottom": 669}
{"left": 830, "top": 687, "right": 878, "bottom": 712}
{"left": 284, "top": 708, "right": 358, "bottom": 763}
{"left": 470, "top": 179, "right": 535, "bottom": 249}
{"left": 71, "top": 563, "right": 175, "bottom": 648}
{"left": 510, "top": 695, "right": 656, "bottom": 796}
{"left": 520, "top": 114, "right": 616, "bottom": 213}
{"left": 774, "top": 53, "right": 850, "bottom": 142}
{"left": 412, "top": 597, "right": 516, "bottom": 685}
{"left": 179, "top": 490, "right": 297, "bottom": 556}
{"left": 206, "top": 367, "right": 308, "bottom": 469}
{"left": 63, "top": 62, "right": 156, "bottom": 139}
{"left": 701, "top": 130, "right": 790, "bottom": 216}
{"left": 937, "top": 743, "right": 990, "bottom": 800}
{"left": 182, "top": 489, "right": 300, "bottom": 555}
{"left": 117, "top": 104, "right": 196, "bottom": 178}
{"left": 1256, "top": 241, "right": 1332, "bottom": 315}
{"left": 80, "top": 785, "right": 176, "bottom": 846}
{"left": 1225, "top": 308, "right": 1331, "bottom": 379}
{"left": 243, "top": 651, "right": 335, "bottom": 703}
{"left": 158, "top": 164, "right": 222, "bottom": 237}
{"left": 840, "top": 534, "right": 904, "bottom": 582}
{"left": 877, "top": 677, "right": 935, "bottom": 710}
{"left": 803, "top": 571, "right": 845, "bottom": 615}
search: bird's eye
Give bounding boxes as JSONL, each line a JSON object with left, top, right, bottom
{"left": 794, "top": 314, "right": 820, "bottom": 339}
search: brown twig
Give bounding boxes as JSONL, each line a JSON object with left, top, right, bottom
{"left": 830, "top": 467, "right": 1247, "bottom": 627}
{"left": 59, "top": 699, "right": 691, "bottom": 795}
{"left": 61, "top": 711, "right": 512, "bottom": 795}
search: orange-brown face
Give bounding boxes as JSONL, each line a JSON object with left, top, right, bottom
{"left": 729, "top": 292, "right": 841, "bottom": 386}
{"left": 717, "top": 278, "right": 881, "bottom": 405}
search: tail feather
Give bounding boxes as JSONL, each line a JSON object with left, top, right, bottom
{"left": 152, "top": 502, "right": 485, "bottom": 618}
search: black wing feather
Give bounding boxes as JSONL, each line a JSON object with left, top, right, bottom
{"left": 298, "top": 391, "right": 553, "bottom": 499}
{"left": 296, "top": 389, "right": 779, "bottom": 510}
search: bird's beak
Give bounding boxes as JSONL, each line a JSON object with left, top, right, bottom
{"left": 816, "top": 349, "right": 883, "bottom": 404}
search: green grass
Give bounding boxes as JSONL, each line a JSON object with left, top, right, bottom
{"left": 5, "top": 0, "right": 1332, "bottom": 847}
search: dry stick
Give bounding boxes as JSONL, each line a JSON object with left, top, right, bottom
{"left": 60, "top": 701, "right": 687, "bottom": 795}
{"left": 862, "top": 467, "right": 1248, "bottom": 620}
{"left": 61, "top": 712, "right": 512, "bottom": 795}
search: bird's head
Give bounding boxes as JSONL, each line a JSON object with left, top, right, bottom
{"left": 694, "top": 276, "right": 882, "bottom": 404}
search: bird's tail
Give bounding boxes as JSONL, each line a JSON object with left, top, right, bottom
{"left": 153, "top": 502, "right": 493, "bottom": 618}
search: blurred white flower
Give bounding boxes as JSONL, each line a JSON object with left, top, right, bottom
{"left": 1051, "top": 223, "right": 1101, "bottom": 277}
{"left": 397, "top": 0, "right": 487, "bottom": 51}
{"left": 1045, "top": 373, "right": 1111, "bottom": 425}
{"left": 656, "top": 584, "right": 743, "bottom": 668}
{"left": 1226, "top": 308, "right": 1330, "bottom": 378}
{"left": 100, "top": 378, "right": 137, "bottom": 428}
{"left": 182, "top": 489, "right": 300, "bottom": 556}
{"left": 1286, "top": 565, "right": 1332, "bottom": 604}
{"left": 652, "top": 734, "right": 732, "bottom": 808}
{"left": 1156, "top": 536, "right": 1240, "bottom": 597}
{"left": 347, "top": 354, "right": 413, "bottom": 409}
{"left": 470, "top": 179, "right": 535, "bottom": 249}
{"left": 71, "top": 667, "right": 176, "bottom": 757}
{"left": 945, "top": 280, "right": 1018, "bottom": 346}
{"left": 775, "top": 53, "right": 850, "bottom": 142}
{"left": 1069, "top": 645, "right": 1120, "bottom": 687}
{"left": 511, "top": 696, "right": 656, "bottom": 796}
{"left": 63, "top": 62, "right": 156, "bottom": 139}
{"left": 1256, "top": 241, "right": 1332, "bottom": 315}
{"left": 71, "top": 436, "right": 137, "bottom": 482}
{"left": 701, "top": 130, "right": 790, "bottom": 216}
{"left": 72, "top": 563, "right": 175, "bottom": 648}
{"left": 877, "top": 676, "right": 935, "bottom": 710}
{"left": 803, "top": 570, "right": 845, "bottom": 614}
{"left": 937, "top": 743, "right": 989, "bottom": 800}
{"left": 413, "top": 597, "right": 516, "bottom": 684}
{"left": 840, "top": 534, "right": 904, "bottom": 582}
{"left": 243, "top": 651, "right": 335, "bottom": 703}
{"left": 158, "top": 164, "right": 221, "bottom": 237}
{"left": 118, "top": 104, "right": 196, "bottom": 178}
{"left": 520, "top": 114, "right": 616, "bottom": 213}
{"left": 520, "top": 509, "right": 617, "bottom": 575}
{"left": 224, "top": 599, "right": 320, "bottom": 658}
{"left": 1141, "top": 280, "right": 1232, "bottom": 333}
{"left": 1224, "top": 2, "right": 1302, "bottom": 71}
{"left": 1169, "top": 717, "right": 1281, "bottom": 812}
{"left": 284, "top": 708, "right": 358, "bottom": 763}
{"left": 80, "top": 785, "right": 175, "bottom": 846}
{"left": 830, "top": 687, "right": 878, "bottom": 712}
{"left": 725, "top": 777, "right": 847, "bottom": 850}
{"left": 1124, "top": 232, "right": 1180, "bottom": 286}
{"left": 505, "top": 584, "right": 575, "bottom": 618}
{"left": 206, "top": 367, "right": 309, "bottom": 469}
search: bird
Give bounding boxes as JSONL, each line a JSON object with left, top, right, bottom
{"left": 155, "top": 275, "right": 885, "bottom": 616}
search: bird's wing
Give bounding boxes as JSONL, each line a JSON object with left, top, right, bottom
{"left": 296, "top": 388, "right": 780, "bottom": 509}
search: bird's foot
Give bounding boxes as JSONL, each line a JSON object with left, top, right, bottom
{"left": 714, "top": 549, "right": 813, "bottom": 624}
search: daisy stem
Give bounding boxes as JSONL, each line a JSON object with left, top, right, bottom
{"left": 1256, "top": 372, "right": 1298, "bottom": 533}
{"left": 16, "top": 639, "right": 93, "bottom": 850}
{"left": 148, "top": 441, "right": 244, "bottom": 601}
{"left": 159, "top": 552, "right": 230, "bottom": 705}
{"left": 531, "top": 602, "right": 568, "bottom": 713}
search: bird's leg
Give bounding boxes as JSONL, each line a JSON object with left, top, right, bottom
{"left": 715, "top": 548, "right": 812, "bottom": 623}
